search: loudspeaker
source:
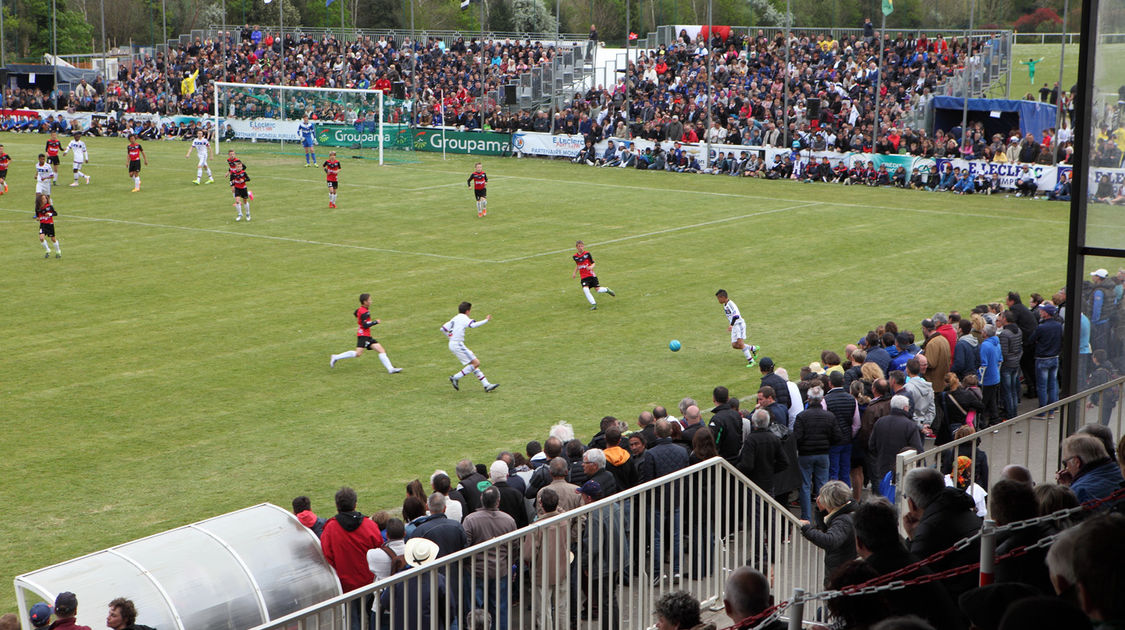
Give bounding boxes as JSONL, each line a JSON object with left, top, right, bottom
{"left": 504, "top": 84, "right": 517, "bottom": 105}
{"left": 807, "top": 98, "right": 821, "bottom": 120}
{"left": 392, "top": 81, "right": 406, "bottom": 99}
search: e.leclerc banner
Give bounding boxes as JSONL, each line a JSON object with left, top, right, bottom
{"left": 315, "top": 124, "right": 510, "bottom": 155}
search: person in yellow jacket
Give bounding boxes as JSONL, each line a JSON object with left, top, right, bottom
{"left": 181, "top": 69, "right": 199, "bottom": 96}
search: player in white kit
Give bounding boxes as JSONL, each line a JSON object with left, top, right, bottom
{"left": 716, "top": 289, "right": 759, "bottom": 367}
{"left": 441, "top": 301, "right": 499, "bottom": 392}
{"left": 63, "top": 132, "right": 90, "bottom": 186}
{"left": 186, "top": 130, "right": 214, "bottom": 184}
{"left": 35, "top": 153, "right": 56, "bottom": 203}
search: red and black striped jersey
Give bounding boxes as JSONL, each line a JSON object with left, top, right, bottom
{"left": 573, "top": 251, "right": 595, "bottom": 278}
{"left": 324, "top": 159, "right": 341, "bottom": 182}
{"left": 36, "top": 205, "right": 56, "bottom": 224}
{"left": 45, "top": 140, "right": 61, "bottom": 156}
{"left": 127, "top": 143, "right": 143, "bottom": 161}
{"left": 467, "top": 170, "right": 487, "bottom": 190}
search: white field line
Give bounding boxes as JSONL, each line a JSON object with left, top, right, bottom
{"left": 494, "top": 201, "right": 823, "bottom": 263}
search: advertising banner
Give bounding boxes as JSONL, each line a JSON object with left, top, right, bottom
{"left": 1088, "top": 166, "right": 1125, "bottom": 197}
{"left": 314, "top": 123, "right": 409, "bottom": 148}
{"left": 935, "top": 158, "right": 1058, "bottom": 191}
{"left": 224, "top": 117, "right": 302, "bottom": 141}
{"left": 512, "top": 131, "right": 587, "bottom": 157}
{"left": 314, "top": 125, "right": 510, "bottom": 155}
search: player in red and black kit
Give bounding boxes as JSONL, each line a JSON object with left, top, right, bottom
{"left": 230, "top": 160, "right": 252, "bottom": 221}
{"left": 467, "top": 161, "right": 488, "bottom": 217}
{"left": 36, "top": 194, "right": 61, "bottom": 258}
{"left": 323, "top": 151, "right": 341, "bottom": 208}
{"left": 571, "top": 239, "right": 615, "bottom": 310}
{"left": 127, "top": 134, "right": 148, "bottom": 192}
{"left": 45, "top": 132, "right": 62, "bottom": 174}
{"left": 0, "top": 144, "right": 10, "bottom": 194}
{"left": 329, "top": 292, "right": 402, "bottom": 373}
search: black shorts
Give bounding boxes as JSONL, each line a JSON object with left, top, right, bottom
{"left": 580, "top": 275, "right": 600, "bottom": 288}
{"left": 39, "top": 223, "right": 55, "bottom": 238}
{"left": 357, "top": 336, "right": 379, "bottom": 349}
{"left": 0, "top": 169, "right": 7, "bottom": 179}
{"left": 474, "top": 188, "right": 487, "bottom": 200}
{"left": 327, "top": 181, "right": 338, "bottom": 190}
{"left": 129, "top": 160, "right": 141, "bottom": 173}
{"left": 47, "top": 155, "right": 59, "bottom": 165}
{"left": 233, "top": 187, "right": 248, "bottom": 199}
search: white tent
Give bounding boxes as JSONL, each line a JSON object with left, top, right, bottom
{"left": 14, "top": 503, "right": 341, "bottom": 630}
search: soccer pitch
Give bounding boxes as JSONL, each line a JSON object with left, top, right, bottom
{"left": 0, "top": 135, "right": 1067, "bottom": 609}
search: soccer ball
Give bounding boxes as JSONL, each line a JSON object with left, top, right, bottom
{"left": 669, "top": 340, "right": 681, "bottom": 352}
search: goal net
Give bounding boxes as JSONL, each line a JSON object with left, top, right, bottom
{"left": 212, "top": 82, "right": 417, "bottom": 164}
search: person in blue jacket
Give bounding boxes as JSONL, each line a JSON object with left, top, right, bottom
{"left": 979, "top": 324, "right": 1003, "bottom": 427}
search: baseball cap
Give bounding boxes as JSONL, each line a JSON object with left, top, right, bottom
{"left": 1091, "top": 268, "right": 1108, "bottom": 279}
{"left": 54, "top": 592, "right": 77, "bottom": 617}
{"left": 759, "top": 357, "right": 775, "bottom": 370}
{"left": 1039, "top": 303, "right": 1058, "bottom": 316}
{"left": 576, "top": 480, "right": 601, "bottom": 497}
{"left": 29, "top": 603, "right": 52, "bottom": 628}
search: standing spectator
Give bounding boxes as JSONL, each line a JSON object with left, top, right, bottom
{"left": 321, "top": 485, "right": 385, "bottom": 630}
{"left": 581, "top": 448, "right": 621, "bottom": 497}
{"left": 489, "top": 460, "right": 530, "bottom": 528}
{"left": 456, "top": 459, "right": 488, "bottom": 513}
{"left": 408, "top": 493, "right": 468, "bottom": 558}
{"left": 1027, "top": 303, "right": 1063, "bottom": 412}
{"left": 521, "top": 489, "right": 571, "bottom": 629}
{"left": 462, "top": 486, "right": 517, "bottom": 630}
{"left": 1007, "top": 292, "right": 1040, "bottom": 400}
{"left": 857, "top": 379, "right": 894, "bottom": 497}
{"left": 430, "top": 471, "right": 465, "bottom": 523}
{"left": 952, "top": 319, "right": 981, "bottom": 379}
{"left": 759, "top": 358, "right": 792, "bottom": 409}
{"left": 794, "top": 386, "right": 843, "bottom": 520}
{"left": 825, "top": 371, "right": 861, "bottom": 484}
{"left": 536, "top": 456, "right": 582, "bottom": 513}
{"left": 737, "top": 409, "right": 789, "bottom": 496}
{"left": 979, "top": 324, "right": 1002, "bottom": 427}
{"left": 709, "top": 386, "right": 744, "bottom": 463}
{"left": 642, "top": 419, "right": 690, "bottom": 579}
{"left": 292, "top": 495, "right": 327, "bottom": 538}
{"left": 869, "top": 395, "right": 925, "bottom": 484}
{"left": 680, "top": 405, "right": 705, "bottom": 446}
{"left": 997, "top": 311, "right": 1024, "bottom": 420}
{"left": 367, "top": 518, "right": 406, "bottom": 582}
{"left": 603, "top": 426, "right": 638, "bottom": 490}
{"left": 48, "top": 593, "right": 91, "bottom": 630}
{"left": 580, "top": 480, "right": 628, "bottom": 630}
{"left": 377, "top": 538, "right": 446, "bottom": 630}
{"left": 798, "top": 480, "right": 857, "bottom": 584}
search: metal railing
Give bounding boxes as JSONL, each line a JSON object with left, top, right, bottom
{"left": 894, "top": 374, "right": 1125, "bottom": 514}
{"left": 249, "top": 458, "right": 823, "bottom": 630}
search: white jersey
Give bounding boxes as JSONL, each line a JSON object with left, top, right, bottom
{"left": 66, "top": 139, "right": 88, "bottom": 162}
{"left": 722, "top": 300, "right": 743, "bottom": 325}
{"left": 192, "top": 137, "right": 210, "bottom": 161}
{"left": 36, "top": 163, "right": 55, "bottom": 194}
{"left": 440, "top": 312, "right": 487, "bottom": 343}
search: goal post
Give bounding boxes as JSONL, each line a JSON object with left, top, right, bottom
{"left": 213, "top": 81, "right": 415, "bottom": 165}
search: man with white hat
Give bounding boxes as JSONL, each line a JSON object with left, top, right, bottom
{"left": 377, "top": 538, "right": 445, "bottom": 630}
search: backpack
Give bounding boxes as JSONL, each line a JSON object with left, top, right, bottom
{"left": 380, "top": 543, "right": 408, "bottom": 575}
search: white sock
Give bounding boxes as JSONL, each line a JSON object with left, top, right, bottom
{"left": 378, "top": 352, "right": 396, "bottom": 372}
{"left": 330, "top": 193, "right": 336, "bottom": 203}
{"left": 582, "top": 286, "right": 596, "bottom": 305}
{"left": 453, "top": 365, "right": 473, "bottom": 380}
{"left": 597, "top": 287, "right": 609, "bottom": 293}
{"left": 42, "top": 240, "right": 50, "bottom": 252}
{"left": 235, "top": 202, "right": 243, "bottom": 216}
{"left": 332, "top": 350, "right": 357, "bottom": 362}
{"left": 206, "top": 167, "right": 212, "bottom": 178}
{"left": 74, "top": 173, "right": 80, "bottom": 182}
{"left": 133, "top": 176, "right": 140, "bottom": 187}
{"left": 481, "top": 199, "right": 487, "bottom": 211}
{"left": 742, "top": 346, "right": 753, "bottom": 360}
{"left": 473, "top": 368, "right": 492, "bottom": 387}
{"left": 196, "top": 168, "right": 202, "bottom": 178}
{"left": 244, "top": 201, "right": 250, "bottom": 214}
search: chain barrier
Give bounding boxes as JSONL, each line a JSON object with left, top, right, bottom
{"left": 724, "top": 485, "right": 1125, "bottom": 630}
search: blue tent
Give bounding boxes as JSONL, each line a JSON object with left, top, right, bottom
{"left": 931, "top": 97, "right": 1058, "bottom": 142}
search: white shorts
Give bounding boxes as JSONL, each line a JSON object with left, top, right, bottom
{"left": 449, "top": 340, "right": 476, "bottom": 365}
{"left": 197, "top": 156, "right": 209, "bottom": 167}
{"left": 36, "top": 181, "right": 51, "bottom": 195}
{"left": 730, "top": 320, "right": 747, "bottom": 344}
{"left": 73, "top": 161, "right": 83, "bottom": 171}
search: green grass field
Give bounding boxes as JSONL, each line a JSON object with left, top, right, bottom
{"left": 1003, "top": 43, "right": 1079, "bottom": 101}
{"left": 0, "top": 133, "right": 1069, "bottom": 613}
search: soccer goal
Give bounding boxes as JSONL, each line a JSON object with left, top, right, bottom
{"left": 212, "top": 82, "right": 416, "bottom": 164}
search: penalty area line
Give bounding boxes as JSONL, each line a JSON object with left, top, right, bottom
{"left": 494, "top": 201, "right": 822, "bottom": 263}
{"left": 0, "top": 208, "right": 489, "bottom": 263}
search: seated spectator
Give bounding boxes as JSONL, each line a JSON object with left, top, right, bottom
{"left": 798, "top": 480, "right": 857, "bottom": 584}
{"left": 1057, "top": 434, "right": 1123, "bottom": 506}
{"left": 957, "top": 583, "right": 1038, "bottom": 630}
{"left": 901, "top": 467, "right": 982, "bottom": 600}
{"left": 944, "top": 455, "right": 989, "bottom": 517}
{"left": 989, "top": 479, "right": 1053, "bottom": 594}
{"left": 27, "top": 603, "right": 51, "bottom": 630}
{"left": 996, "top": 596, "right": 1092, "bottom": 630}
{"left": 653, "top": 590, "right": 713, "bottom": 630}
{"left": 723, "top": 566, "right": 785, "bottom": 630}
{"left": 826, "top": 560, "right": 891, "bottom": 628}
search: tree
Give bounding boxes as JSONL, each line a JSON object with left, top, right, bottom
{"left": 5, "top": 0, "right": 94, "bottom": 58}
{"left": 511, "top": 0, "right": 555, "bottom": 32}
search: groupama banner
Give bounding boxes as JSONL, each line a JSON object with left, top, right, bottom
{"left": 314, "top": 124, "right": 510, "bottom": 155}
